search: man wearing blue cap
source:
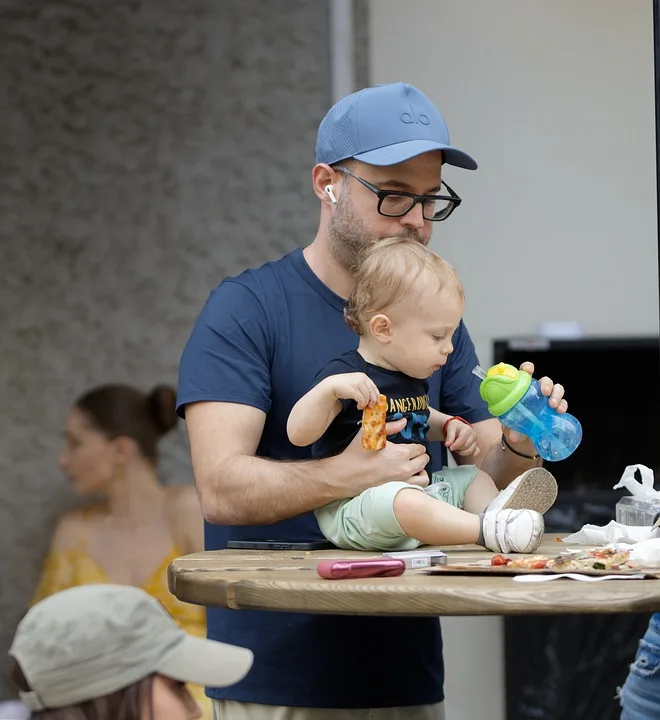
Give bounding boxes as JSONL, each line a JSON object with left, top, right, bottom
{"left": 177, "top": 82, "right": 568, "bottom": 719}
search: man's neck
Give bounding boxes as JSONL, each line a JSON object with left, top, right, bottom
{"left": 303, "top": 236, "right": 355, "bottom": 300}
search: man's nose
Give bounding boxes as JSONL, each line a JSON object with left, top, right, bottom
{"left": 400, "top": 202, "right": 425, "bottom": 230}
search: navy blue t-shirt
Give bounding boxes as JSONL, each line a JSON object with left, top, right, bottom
{"left": 311, "top": 350, "right": 431, "bottom": 459}
{"left": 177, "top": 248, "right": 491, "bottom": 709}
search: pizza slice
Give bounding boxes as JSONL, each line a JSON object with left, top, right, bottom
{"left": 362, "top": 394, "right": 387, "bottom": 450}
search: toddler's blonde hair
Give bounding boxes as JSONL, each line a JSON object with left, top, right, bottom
{"left": 344, "top": 237, "right": 464, "bottom": 336}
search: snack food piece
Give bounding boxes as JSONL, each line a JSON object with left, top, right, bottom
{"left": 361, "top": 394, "right": 387, "bottom": 450}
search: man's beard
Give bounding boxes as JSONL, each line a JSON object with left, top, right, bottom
{"left": 328, "top": 194, "right": 427, "bottom": 273}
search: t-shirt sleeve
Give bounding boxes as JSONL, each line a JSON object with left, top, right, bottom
{"left": 176, "top": 280, "right": 272, "bottom": 417}
{"left": 311, "top": 354, "right": 362, "bottom": 410}
{"left": 440, "top": 321, "right": 492, "bottom": 425}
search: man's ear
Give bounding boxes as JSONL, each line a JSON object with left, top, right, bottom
{"left": 312, "top": 163, "right": 339, "bottom": 204}
{"left": 369, "top": 313, "right": 393, "bottom": 343}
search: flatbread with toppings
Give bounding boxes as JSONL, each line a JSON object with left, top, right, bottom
{"left": 491, "top": 547, "right": 632, "bottom": 571}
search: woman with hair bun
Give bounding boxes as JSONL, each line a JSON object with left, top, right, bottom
{"left": 31, "top": 383, "right": 211, "bottom": 718}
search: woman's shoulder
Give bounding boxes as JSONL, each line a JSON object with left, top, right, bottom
{"left": 50, "top": 503, "right": 107, "bottom": 551}
{"left": 165, "top": 484, "right": 200, "bottom": 511}
{"left": 164, "top": 485, "right": 203, "bottom": 554}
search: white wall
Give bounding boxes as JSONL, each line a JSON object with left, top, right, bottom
{"left": 369, "top": 2, "right": 658, "bottom": 719}
{"left": 370, "top": 0, "right": 658, "bottom": 365}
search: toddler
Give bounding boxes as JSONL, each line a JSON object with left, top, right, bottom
{"left": 287, "top": 237, "right": 557, "bottom": 554}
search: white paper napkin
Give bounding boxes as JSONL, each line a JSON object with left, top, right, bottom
{"left": 512, "top": 573, "right": 645, "bottom": 583}
{"left": 562, "top": 520, "right": 657, "bottom": 545}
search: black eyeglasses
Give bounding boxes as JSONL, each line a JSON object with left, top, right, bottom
{"left": 334, "top": 165, "right": 462, "bottom": 222}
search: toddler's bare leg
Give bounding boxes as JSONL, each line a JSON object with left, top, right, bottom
{"left": 395, "top": 487, "right": 545, "bottom": 553}
{"left": 462, "top": 469, "right": 500, "bottom": 514}
{"left": 393, "top": 488, "right": 480, "bottom": 546}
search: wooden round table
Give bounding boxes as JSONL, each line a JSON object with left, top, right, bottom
{"left": 168, "top": 534, "right": 660, "bottom": 616}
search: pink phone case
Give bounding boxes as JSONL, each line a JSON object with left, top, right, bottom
{"left": 316, "top": 559, "right": 406, "bottom": 579}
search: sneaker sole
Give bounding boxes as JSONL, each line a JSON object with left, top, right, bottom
{"left": 499, "top": 468, "right": 558, "bottom": 515}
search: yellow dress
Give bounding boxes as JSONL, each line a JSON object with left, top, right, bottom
{"left": 32, "top": 545, "right": 213, "bottom": 719}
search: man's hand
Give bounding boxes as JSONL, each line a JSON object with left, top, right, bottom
{"left": 329, "top": 416, "right": 430, "bottom": 498}
{"left": 507, "top": 361, "right": 568, "bottom": 447}
{"left": 323, "top": 372, "right": 381, "bottom": 410}
{"left": 445, "top": 419, "right": 480, "bottom": 457}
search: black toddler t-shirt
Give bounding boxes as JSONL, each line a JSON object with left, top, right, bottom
{"left": 311, "top": 350, "right": 431, "bottom": 459}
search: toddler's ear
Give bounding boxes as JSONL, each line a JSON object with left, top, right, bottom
{"left": 369, "top": 313, "right": 393, "bottom": 342}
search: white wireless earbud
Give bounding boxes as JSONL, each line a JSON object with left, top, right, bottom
{"left": 325, "top": 185, "right": 337, "bottom": 204}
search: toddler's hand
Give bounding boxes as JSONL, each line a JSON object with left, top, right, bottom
{"left": 327, "top": 373, "right": 380, "bottom": 410}
{"left": 445, "top": 419, "right": 480, "bottom": 457}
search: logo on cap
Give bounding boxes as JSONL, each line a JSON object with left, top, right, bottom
{"left": 400, "top": 107, "right": 430, "bottom": 125}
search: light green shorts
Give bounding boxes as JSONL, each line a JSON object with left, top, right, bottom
{"left": 426, "top": 464, "right": 479, "bottom": 509}
{"left": 315, "top": 465, "right": 479, "bottom": 552}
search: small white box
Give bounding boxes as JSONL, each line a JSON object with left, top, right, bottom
{"left": 382, "top": 549, "right": 448, "bottom": 569}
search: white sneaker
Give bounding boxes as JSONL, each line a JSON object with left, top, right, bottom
{"left": 481, "top": 508, "right": 544, "bottom": 554}
{"left": 486, "top": 467, "right": 557, "bottom": 515}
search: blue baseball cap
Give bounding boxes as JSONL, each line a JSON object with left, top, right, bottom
{"left": 316, "top": 82, "right": 477, "bottom": 170}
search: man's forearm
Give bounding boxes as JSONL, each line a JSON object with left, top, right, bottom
{"left": 199, "top": 453, "right": 343, "bottom": 526}
{"left": 480, "top": 435, "right": 543, "bottom": 490}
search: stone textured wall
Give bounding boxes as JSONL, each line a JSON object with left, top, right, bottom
{"left": 0, "top": 0, "right": 368, "bottom": 698}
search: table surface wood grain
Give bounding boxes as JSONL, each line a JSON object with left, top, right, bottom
{"left": 168, "top": 535, "right": 660, "bottom": 616}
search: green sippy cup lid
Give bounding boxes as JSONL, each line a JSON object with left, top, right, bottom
{"left": 479, "top": 362, "right": 532, "bottom": 417}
